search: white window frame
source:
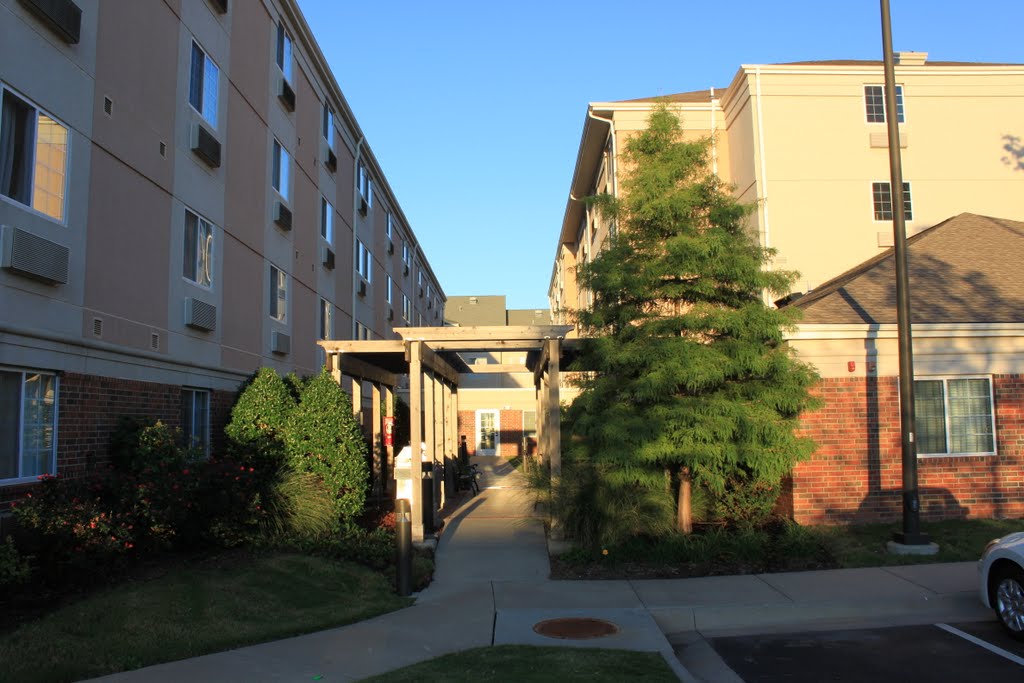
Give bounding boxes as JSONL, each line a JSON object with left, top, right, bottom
{"left": 475, "top": 409, "right": 500, "bottom": 456}
{"left": 183, "top": 209, "right": 214, "bottom": 288}
{"left": 357, "top": 162, "right": 374, "bottom": 207}
{"left": 402, "top": 241, "right": 412, "bottom": 268}
{"left": 386, "top": 275, "right": 393, "bottom": 304}
{"left": 269, "top": 264, "right": 287, "bottom": 322}
{"left": 322, "top": 102, "right": 334, "bottom": 150}
{"left": 402, "top": 294, "right": 411, "bottom": 322}
{"left": 356, "top": 241, "right": 372, "bottom": 283}
{"left": 871, "top": 181, "right": 913, "bottom": 222}
{"left": 0, "top": 84, "right": 70, "bottom": 224}
{"left": 181, "top": 388, "right": 210, "bottom": 458}
{"left": 189, "top": 40, "right": 219, "bottom": 128}
{"left": 319, "top": 297, "right": 333, "bottom": 340}
{"left": 276, "top": 21, "right": 293, "bottom": 83}
{"left": 320, "top": 196, "right": 333, "bottom": 243}
{"left": 914, "top": 375, "right": 997, "bottom": 458}
{"left": 386, "top": 212, "right": 393, "bottom": 241}
{"left": 272, "top": 138, "right": 290, "bottom": 202}
{"left": 864, "top": 84, "right": 905, "bottom": 124}
{"left": 0, "top": 368, "right": 58, "bottom": 484}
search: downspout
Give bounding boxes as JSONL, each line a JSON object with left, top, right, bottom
{"left": 351, "top": 136, "right": 364, "bottom": 339}
{"left": 754, "top": 67, "right": 771, "bottom": 256}
{"left": 709, "top": 87, "right": 719, "bottom": 177}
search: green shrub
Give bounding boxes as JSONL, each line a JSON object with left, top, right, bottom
{"left": 713, "top": 474, "right": 781, "bottom": 529}
{"left": 284, "top": 369, "right": 369, "bottom": 526}
{"left": 225, "top": 367, "right": 297, "bottom": 470}
{"left": 0, "top": 536, "right": 31, "bottom": 590}
{"left": 109, "top": 418, "right": 191, "bottom": 474}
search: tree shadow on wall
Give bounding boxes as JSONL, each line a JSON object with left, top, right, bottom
{"left": 1002, "top": 134, "right": 1024, "bottom": 172}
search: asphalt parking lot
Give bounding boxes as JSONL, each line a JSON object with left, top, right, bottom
{"left": 708, "top": 620, "right": 1024, "bottom": 682}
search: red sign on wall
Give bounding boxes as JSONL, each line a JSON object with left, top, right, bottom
{"left": 383, "top": 416, "right": 395, "bottom": 447}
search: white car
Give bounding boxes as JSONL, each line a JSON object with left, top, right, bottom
{"left": 979, "top": 531, "right": 1024, "bottom": 640}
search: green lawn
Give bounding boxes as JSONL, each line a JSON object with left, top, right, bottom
{"left": 0, "top": 553, "right": 411, "bottom": 683}
{"left": 360, "top": 645, "right": 679, "bottom": 683}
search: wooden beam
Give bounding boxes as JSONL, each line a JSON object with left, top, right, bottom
{"left": 419, "top": 343, "right": 460, "bottom": 385}
{"left": 533, "top": 339, "right": 552, "bottom": 386}
{"left": 463, "top": 363, "right": 531, "bottom": 374}
{"left": 335, "top": 353, "right": 400, "bottom": 387}
{"left": 427, "top": 340, "right": 550, "bottom": 352}
{"left": 396, "top": 325, "right": 574, "bottom": 342}
{"left": 319, "top": 339, "right": 405, "bottom": 355}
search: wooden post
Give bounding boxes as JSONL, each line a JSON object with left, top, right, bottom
{"left": 546, "top": 339, "right": 561, "bottom": 479}
{"left": 442, "top": 379, "right": 455, "bottom": 498}
{"left": 432, "top": 372, "right": 444, "bottom": 513}
{"left": 408, "top": 341, "right": 424, "bottom": 541}
{"left": 351, "top": 377, "right": 363, "bottom": 424}
{"left": 384, "top": 385, "right": 394, "bottom": 496}
{"left": 423, "top": 368, "right": 436, "bottom": 530}
{"left": 371, "top": 382, "right": 382, "bottom": 498}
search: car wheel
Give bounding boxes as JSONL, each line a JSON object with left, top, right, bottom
{"left": 993, "top": 565, "right": 1024, "bottom": 641}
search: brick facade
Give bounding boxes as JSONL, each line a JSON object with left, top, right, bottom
{"left": 1, "top": 372, "right": 236, "bottom": 508}
{"left": 792, "top": 373, "right": 1024, "bottom": 524}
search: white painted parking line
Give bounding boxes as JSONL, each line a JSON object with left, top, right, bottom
{"left": 936, "top": 623, "right": 1024, "bottom": 666}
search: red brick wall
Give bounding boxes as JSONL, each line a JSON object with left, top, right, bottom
{"left": 1, "top": 372, "right": 236, "bottom": 508}
{"left": 456, "top": 409, "right": 526, "bottom": 457}
{"left": 793, "top": 373, "right": 1024, "bottom": 524}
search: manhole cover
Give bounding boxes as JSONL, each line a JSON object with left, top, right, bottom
{"left": 533, "top": 617, "right": 620, "bottom": 640}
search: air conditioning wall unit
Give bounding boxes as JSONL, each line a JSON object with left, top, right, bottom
{"left": 358, "top": 196, "right": 368, "bottom": 216}
{"left": 402, "top": 263, "right": 409, "bottom": 276}
{"left": 387, "top": 308, "right": 394, "bottom": 321}
{"left": 274, "top": 202, "right": 292, "bottom": 230}
{"left": 271, "top": 330, "right": 291, "bottom": 355}
{"left": 321, "top": 247, "right": 335, "bottom": 270}
{"left": 1, "top": 225, "right": 69, "bottom": 285}
{"left": 184, "top": 297, "right": 217, "bottom": 331}
{"left": 278, "top": 75, "right": 296, "bottom": 112}
{"left": 386, "top": 240, "right": 394, "bottom": 255}
{"left": 357, "top": 279, "right": 367, "bottom": 297}
{"left": 191, "top": 123, "right": 221, "bottom": 168}
{"left": 209, "top": 0, "right": 228, "bottom": 13}
{"left": 324, "top": 146, "right": 337, "bottom": 173}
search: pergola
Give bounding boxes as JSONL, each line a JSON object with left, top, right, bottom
{"left": 319, "top": 325, "right": 574, "bottom": 540}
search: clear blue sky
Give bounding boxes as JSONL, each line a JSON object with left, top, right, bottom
{"left": 295, "top": 0, "right": 1020, "bottom": 310}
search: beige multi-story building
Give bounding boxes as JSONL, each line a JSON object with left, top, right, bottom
{"left": 0, "top": 0, "right": 444, "bottom": 502}
{"left": 551, "top": 53, "right": 1024, "bottom": 323}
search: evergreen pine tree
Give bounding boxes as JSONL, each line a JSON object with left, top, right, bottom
{"left": 567, "top": 105, "right": 819, "bottom": 539}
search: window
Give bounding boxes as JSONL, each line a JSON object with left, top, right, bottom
{"left": 386, "top": 212, "right": 393, "bottom": 241}
{"left": 864, "top": 84, "right": 904, "bottom": 124}
{"left": 181, "top": 389, "right": 209, "bottom": 457}
{"left": 355, "top": 322, "right": 370, "bottom": 340}
{"left": 872, "top": 181, "right": 912, "bottom": 221}
{"left": 417, "top": 268, "right": 423, "bottom": 288}
{"left": 272, "top": 139, "right": 290, "bottom": 201}
{"left": 914, "top": 377, "right": 995, "bottom": 456}
{"left": 402, "top": 241, "right": 411, "bottom": 268}
{"left": 357, "top": 161, "right": 373, "bottom": 207}
{"left": 319, "top": 298, "right": 333, "bottom": 340}
{"left": 183, "top": 210, "right": 214, "bottom": 287}
{"left": 322, "top": 103, "right": 333, "bottom": 149}
{"left": 1, "top": 369, "right": 57, "bottom": 482}
{"left": 275, "top": 22, "right": 293, "bottom": 83}
{"left": 189, "top": 41, "right": 219, "bottom": 127}
{"left": 320, "top": 197, "right": 333, "bottom": 243}
{"left": 386, "top": 275, "right": 393, "bottom": 304}
{"left": 402, "top": 294, "right": 411, "bottom": 322}
{"left": 269, "top": 265, "right": 287, "bottom": 322}
{"left": 356, "top": 241, "right": 372, "bottom": 282}
{"left": 0, "top": 88, "right": 69, "bottom": 222}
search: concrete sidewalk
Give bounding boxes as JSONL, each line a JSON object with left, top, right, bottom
{"left": 88, "top": 458, "right": 992, "bottom": 683}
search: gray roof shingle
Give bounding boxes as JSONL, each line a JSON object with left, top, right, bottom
{"left": 791, "top": 214, "right": 1024, "bottom": 324}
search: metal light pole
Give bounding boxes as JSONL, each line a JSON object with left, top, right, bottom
{"left": 880, "top": 0, "right": 929, "bottom": 546}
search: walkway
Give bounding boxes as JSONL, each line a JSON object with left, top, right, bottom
{"left": 90, "top": 458, "right": 991, "bottom": 682}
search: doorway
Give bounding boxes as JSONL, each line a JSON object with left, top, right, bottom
{"left": 475, "top": 409, "right": 499, "bottom": 456}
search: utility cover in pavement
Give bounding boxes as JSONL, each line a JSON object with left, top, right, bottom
{"left": 533, "top": 618, "right": 619, "bottom": 640}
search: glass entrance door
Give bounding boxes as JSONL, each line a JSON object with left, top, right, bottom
{"left": 475, "top": 409, "right": 499, "bottom": 456}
